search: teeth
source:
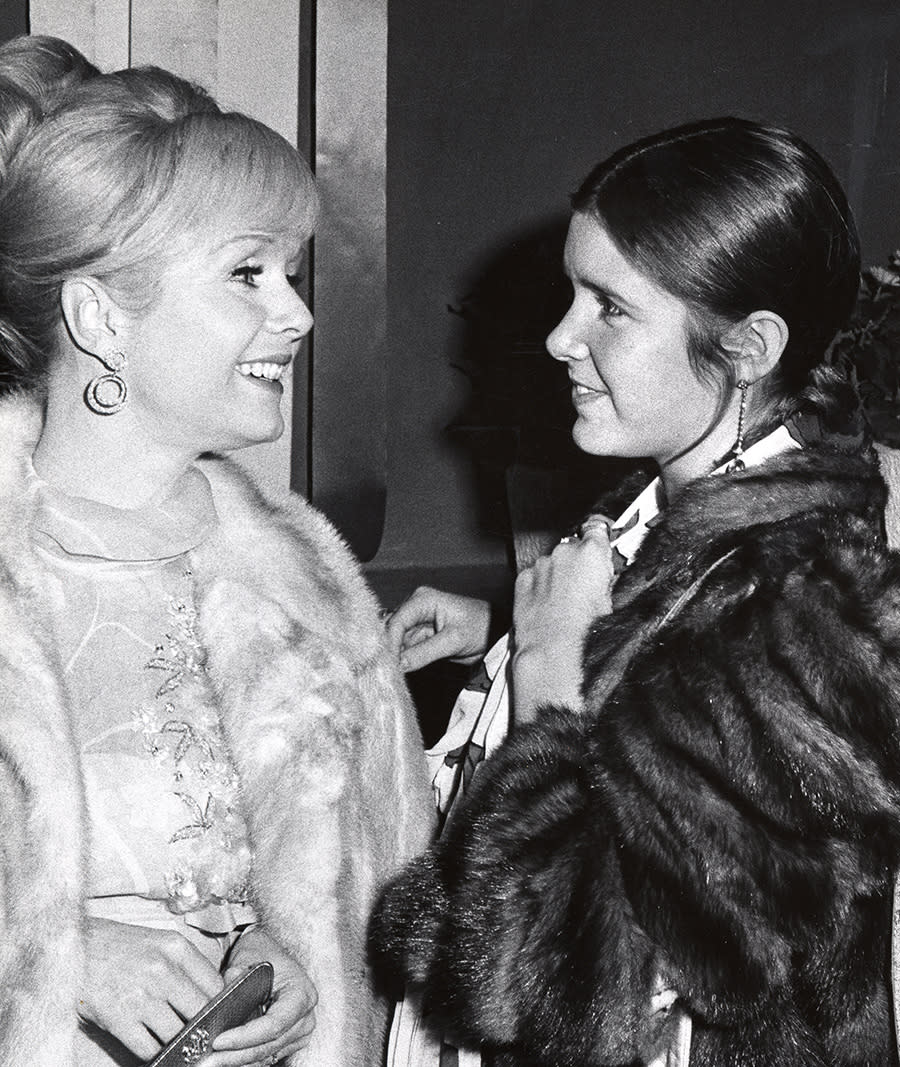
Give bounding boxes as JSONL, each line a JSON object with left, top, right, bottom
{"left": 237, "top": 362, "right": 287, "bottom": 382}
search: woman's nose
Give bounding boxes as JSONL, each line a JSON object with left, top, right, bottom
{"left": 273, "top": 287, "right": 314, "bottom": 338}
{"left": 546, "top": 311, "right": 589, "bottom": 363}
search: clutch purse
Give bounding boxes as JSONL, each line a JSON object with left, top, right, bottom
{"left": 147, "top": 961, "right": 274, "bottom": 1066}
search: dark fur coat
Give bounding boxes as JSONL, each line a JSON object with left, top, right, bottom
{"left": 373, "top": 443, "right": 900, "bottom": 1067}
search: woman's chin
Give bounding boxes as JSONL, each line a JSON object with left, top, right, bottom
{"left": 217, "top": 417, "right": 285, "bottom": 454}
{"left": 571, "top": 420, "right": 614, "bottom": 457}
{"left": 571, "top": 421, "right": 648, "bottom": 461}
{"left": 261, "top": 416, "right": 286, "bottom": 444}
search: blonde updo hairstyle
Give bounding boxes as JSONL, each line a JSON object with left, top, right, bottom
{"left": 0, "top": 38, "right": 318, "bottom": 395}
{"left": 0, "top": 35, "right": 99, "bottom": 183}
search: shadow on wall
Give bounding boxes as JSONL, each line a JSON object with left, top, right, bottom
{"left": 445, "top": 214, "right": 643, "bottom": 570}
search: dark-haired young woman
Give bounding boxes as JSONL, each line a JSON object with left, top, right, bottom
{"left": 376, "top": 118, "right": 900, "bottom": 1066}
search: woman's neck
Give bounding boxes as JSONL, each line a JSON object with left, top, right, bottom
{"left": 33, "top": 392, "right": 194, "bottom": 509}
{"left": 658, "top": 388, "right": 762, "bottom": 499}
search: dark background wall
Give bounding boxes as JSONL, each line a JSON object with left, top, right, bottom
{"left": 373, "top": 0, "right": 900, "bottom": 591}
{"left": 5, "top": 1, "right": 900, "bottom": 600}
{"left": 0, "top": 1, "right": 26, "bottom": 44}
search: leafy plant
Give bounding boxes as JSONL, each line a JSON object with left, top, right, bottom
{"left": 826, "top": 252, "right": 900, "bottom": 446}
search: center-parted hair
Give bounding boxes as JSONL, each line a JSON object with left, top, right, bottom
{"left": 0, "top": 40, "right": 318, "bottom": 395}
{"left": 572, "top": 117, "right": 861, "bottom": 427}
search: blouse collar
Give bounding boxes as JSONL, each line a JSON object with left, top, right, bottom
{"left": 609, "top": 423, "right": 802, "bottom": 570}
{"left": 28, "top": 463, "right": 218, "bottom": 563}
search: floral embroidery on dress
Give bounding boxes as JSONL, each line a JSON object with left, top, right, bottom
{"left": 132, "top": 571, "right": 252, "bottom": 914}
{"left": 145, "top": 572, "right": 207, "bottom": 697}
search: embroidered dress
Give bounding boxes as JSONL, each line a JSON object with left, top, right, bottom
{"left": 389, "top": 424, "right": 801, "bottom": 1067}
{"left": 27, "top": 465, "right": 257, "bottom": 1064}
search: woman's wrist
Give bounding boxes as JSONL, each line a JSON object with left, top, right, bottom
{"left": 511, "top": 642, "right": 583, "bottom": 724}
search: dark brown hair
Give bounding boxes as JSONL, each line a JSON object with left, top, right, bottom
{"left": 572, "top": 117, "right": 861, "bottom": 434}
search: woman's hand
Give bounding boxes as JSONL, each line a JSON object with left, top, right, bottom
{"left": 385, "top": 587, "right": 492, "bottom": 672}
{"left": 511, "top": 522, "right": 615, "bottom": 724}
{"left": 203, "top": 926, "right": 317, "bottom": 1066}
{"left": 79, "top": 917, "right": 225, "bottom": 1061}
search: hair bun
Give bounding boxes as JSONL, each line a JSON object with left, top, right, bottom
{"left": 0, "top": 35, "right": 100, "bottom": 176}
{"left": 0, "top": 77, "right": 39, "bottom": 179}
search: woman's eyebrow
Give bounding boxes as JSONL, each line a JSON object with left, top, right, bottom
{"left": 577, "top": 274, "right": 637, "bottom": 312}
{"left": 209, "top": 232, "right": 279, "bottom": 254}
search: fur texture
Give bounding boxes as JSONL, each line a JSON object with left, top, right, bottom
{"left": 373, "top": 444, "right": 900, "bottom": 1067}
{"left": 0, "top": 394, "right": 435, "bottom": 1067}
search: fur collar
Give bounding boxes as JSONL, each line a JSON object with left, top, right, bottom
{"left": 0, "top": 392, "right": 433, "bottom": 1066}
{"left": 614, "top": 444, "right": 886, "bottom": 599}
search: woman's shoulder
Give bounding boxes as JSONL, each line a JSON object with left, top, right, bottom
{"left": 193, "top": 453, "right": 384, "bottom": 647}
{"left": 597, "top": 444, "right": 900, "bottom": 686}
{"left": 637, "top": 445, "right": 885, "bottom": 566}
{"left": 197, "top": 453, "right": 356, "bottom": 560}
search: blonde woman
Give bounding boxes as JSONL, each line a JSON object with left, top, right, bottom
{"left": 0, "top": 37, "right": 432, "bottom": 1067}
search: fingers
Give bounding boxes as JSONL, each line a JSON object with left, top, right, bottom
{"left": 210, "top": 1002, "right": 316, "bottom": 1053}
{"left": 203, "top": 1021, "right": 315, "bottom": 1067}
{"left": 143, "top": 1001, "right": 194, "bottom": 1048}
{"left": 383, "top": 587, "right": 492, "bottom": 670}
{"left": 111, "top": 1021, "right": 166, "bottom": 1063}
{"left": 545, "top": 528, "right": 614, "bottom": 576}
{"left": 80, "top": 919, "right": 228, "bottom": 1060}
{"left": 161, "top": 931, "right": 226, "bottom": 1002}
{"left": 159, "top": 970, "right": 219, "bottom": 1029}
{"left": 206, "top": 978, "right": 317, "bottom": 1067}
{"left": 513, "top": 522, "right": 616, "bottom": 661}
{"left": 398, "top": 628, "right": 463, "bottom": 672}
{"left": 578, "top": 513, "right": 613, "bottom": 540}
{"left": 111, "top": 951, "right": 222, "bottom": 1060}
{"left": 224, "top": 968, "right": 317, "bottom": 1045}
{"left": 384, "top": 586, "right": 441, "bottom": 654}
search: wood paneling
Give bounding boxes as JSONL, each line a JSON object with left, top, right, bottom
{"left": 29, "top": 0, "right": 130, "bottom": 70}
{"left": 310, "top": 0, "right": 388, "bottom": 559}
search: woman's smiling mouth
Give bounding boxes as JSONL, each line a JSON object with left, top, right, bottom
{"left": 571, "top": 380, "right": 606, "bottom": 400}
{"left": 237, "top": 360, "right": 290, "bottom": 383}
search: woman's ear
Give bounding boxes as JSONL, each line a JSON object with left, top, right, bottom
{"left": 59, "top": 277, "right": 127, "bottom": 357}
{"left": 722, "top": 310, "right": 789, "bottom": 384}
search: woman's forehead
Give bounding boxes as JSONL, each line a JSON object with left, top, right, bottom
{"left": 174, "top": 209, "right": 311, "bottom": 257}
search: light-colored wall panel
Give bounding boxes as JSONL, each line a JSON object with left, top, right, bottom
{"left": 312, "top": 0, "right": 388, "bottom": 559}
{"left": 29, "top": 0, "right": 129, "bottom": 70}
{"left": 130, "top": 0, "right": 217, "bottom": 90}
{"left": 218, "top": 0, "right": 300, "bottom": 145}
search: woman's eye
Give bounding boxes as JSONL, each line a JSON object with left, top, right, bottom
{"left": 232, "top": 265, "right": 263, "bottom": 286}
{"left": 286, "top": 272, "right": 306, "bottom": 291}
{"left": 596, "top": 294, "right": 622, "bottom": 321}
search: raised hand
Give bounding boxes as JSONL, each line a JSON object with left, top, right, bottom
{"left": 385, "top": 586, "right": 492, "bottom": 672}
{"left": 511, "top": 523, "right": 615, "bottom": 723}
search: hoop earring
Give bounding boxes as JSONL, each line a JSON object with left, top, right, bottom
{"left": 725, "top": 379, "right": 750, "bottom": 473}
{"left": 84, "top": 349, "right": 128, "bottom": 415}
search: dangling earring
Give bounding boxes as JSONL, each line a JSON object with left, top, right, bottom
{"left": 84, "top": 349, "right": 128, "bottom": 415}
{"left": 725, "top": 379, "right": 750, "bottom": 473}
